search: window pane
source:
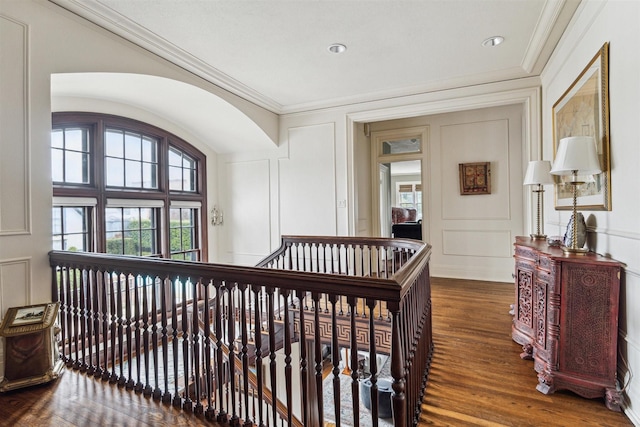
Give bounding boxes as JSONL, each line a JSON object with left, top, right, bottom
{"left": 106, "top": 231, "right": 123, "bottom": 254}
{"left": 399, "top": 193, "right": 414, "bottom": 204}
{"left": 140, "top": 208, "right": 153, "bottom": 223}
{"left": 65, "top": 151, "right": 87, "bottom": 183}
{"left": 52, "top": 206, "right": 90, "bottom": 252}
{"left": 169, "top": 166, "right": 182, "bottom": 190}
{"left": 123, "top": 229, "right": 139, "bottom": 255}
{"left": 106, "top": 206, "right": 157, "bottom": 256}
{"left": 52, "top": 127, "right": 90, "bottom": 184}
{"left": 382, "top": 137, "right": 421, "bottom": 154}
{"left": 52, "top": 239, "right": 63, "bottom": 251}
{"left": 182, "top": 154, "right": 195, "bottom": 169}
{"left": 168, "top": 148, "right": 182, "bottom": 166}
{"left": 64, "top": 207, "right": 86, "bottom": 234}
{"left": 51, "top": 129, "right": 63, "bottom": 149}
{"left": 140, "top": 229, "right": 154, "bottom": 255}
{"left": 52, "top": 149, "right": 63, "bottom": 182}
{"left": 170, "top": 227, "right": 181, "bottom": 251}
{"left": 142, "top": 137, "right": 156, "bottom": 162}
{"left": 64, "top": 234, "right": 85, "bottom": 251}
{"left": 105, "top": 208, "right": 121, "bottom": 232}
{"left": 142, "top": 163, "right": 157, "bottom": 189}
{"left": 125, "top": 159, "right": 141, "bottom": 187}
{"left": 123, "top": 208, "right": 137, "bottom": 229}
{"left": 105, "top": 129, "right": 124, "bottom": 157}
{"left": 182, "top": 228, "right": 193, "bottom": 250}
{"left": 65, "top": 128, "right": 86, "bottom": 152}
{"left": 125, "top": 132, "right": 141, "bottom": 161}
{"left": 106, "top": 158, "right": 124, "bottom": 186}
{"left": 169, "top": 208, "right": 197, "bottom": 258}
{"left": 188, "top": 169, "right": 196, "bottom": 191}
{"left": 52, "top": 207, "right": 62, "bottom": 234}
{"left": 183, "top": 168, "right": 193, "bottom": 191}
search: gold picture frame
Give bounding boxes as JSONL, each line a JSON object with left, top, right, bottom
{"left": 553, "top": 42, "right": 611, "bottom": 210}
{"left": 459, "top": 162, "right": 491, "bottom": 195}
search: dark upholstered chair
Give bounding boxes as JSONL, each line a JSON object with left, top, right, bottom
{"left": 391, "top": 207, "right": 417, "bottom": 224}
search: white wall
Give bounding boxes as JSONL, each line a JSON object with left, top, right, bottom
{"left": 540, "top": 0, "right": 640, "bottom": 422}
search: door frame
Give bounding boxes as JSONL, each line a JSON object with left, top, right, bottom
{"left": 370, "top": 126, "right": 428, "bottom": 240}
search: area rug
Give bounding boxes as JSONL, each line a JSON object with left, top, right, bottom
{"left": 322, "top": 356, "right": 393, "bottom": 427}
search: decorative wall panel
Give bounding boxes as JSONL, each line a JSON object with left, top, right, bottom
{"left": 442, "top": 229, "right": 511, "bottom": 257}
{"left": 0, "top": 258, "right": 31, "bottom": 316}
{"left": 224, "top": 159, "right": 271, "bottom": 257}
{"left": 280, "top": 123, "right": 336, "bottom": 236}
{"left": 0, "top": 15, "right": 30, "bottom": 235}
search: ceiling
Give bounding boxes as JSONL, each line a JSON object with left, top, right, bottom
{"left": 51, "top": 0, "right": 579, "bottom": 115}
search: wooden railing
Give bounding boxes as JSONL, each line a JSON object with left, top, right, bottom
{"left": 49, "top": 235, "right": 432, "bottom": 426}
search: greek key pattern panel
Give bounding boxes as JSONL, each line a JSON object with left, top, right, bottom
{"left": 296, "top": 315, "right": 392, "bottom": 353}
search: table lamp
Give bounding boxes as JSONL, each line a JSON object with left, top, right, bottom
{"left": 523, "top": 160, "right": 553, "bottom": 239}
{"left": 550, "top": 136, "right": 602, "bottom": 254}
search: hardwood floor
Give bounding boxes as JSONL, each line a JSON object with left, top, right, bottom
{"left": 420, "top": 277, "right": 631, "bottom": 427}
{"left": 0, "top": 277, "right": 632, "bottom": 426}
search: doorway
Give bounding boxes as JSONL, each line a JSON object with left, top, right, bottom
{"left": 371, "top": 127, "right": 427, "bottom": 240}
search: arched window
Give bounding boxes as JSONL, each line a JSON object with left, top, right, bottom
{"left": 52, "top": 113, "right": 207, "bottom": 261}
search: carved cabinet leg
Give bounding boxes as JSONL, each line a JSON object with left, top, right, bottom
{"left": 519, "top": 343, "right": 533, "bottom": 360}
{"left": 605, "top": 387, "right": 622, "bottom": 412}
{"left": 536, "top": 371, "right": 553, "bottom": 395}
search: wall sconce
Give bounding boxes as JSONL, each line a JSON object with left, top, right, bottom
{"left": 210, "top": 206, "right": 223, "bottom": 226}
{"left": 550, "top": 136, "right": 602, "bottom": 254}
{"left": 523, "top": 160, "right": 553, "bottom": 240}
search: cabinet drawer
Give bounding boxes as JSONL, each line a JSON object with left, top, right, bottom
{"left": 515, "top": 245, "right": 537, "bottom": 262}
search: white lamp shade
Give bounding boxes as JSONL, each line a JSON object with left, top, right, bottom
{"left": 550, "top": 136, "right": 602, "bottom": 176}
{"left": 523, "top": 160, "right": 554, "bottom": 185}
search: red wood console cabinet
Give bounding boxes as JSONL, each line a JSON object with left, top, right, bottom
{"left": 512, "top": 236, "right": 623, "bottom": 411}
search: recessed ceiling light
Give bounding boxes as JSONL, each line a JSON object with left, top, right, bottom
{"left": 482, "top": 36, "right": 504, "bottom": 47}
{"left": 328, "top": 43, "right": 347, "bottom": 54}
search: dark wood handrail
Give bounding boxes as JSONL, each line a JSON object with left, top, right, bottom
{"left": 50, "top": 247, "right": 421, "bottom": 302}
{"left": 50, "top": 235, "right": 432, "bottom": 426}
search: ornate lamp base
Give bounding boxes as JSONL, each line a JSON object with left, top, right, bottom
{"left": 530, "top": 233, "right": 547, "bottom": 240}
{"left": 562, "top": 245, "right": 589, "bottom": 255}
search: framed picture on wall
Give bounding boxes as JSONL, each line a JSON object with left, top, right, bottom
{"left": 553, "top": 42, "right": 611, "bottom": 210}
{"left": 459, "top": 162, "right": 491, "bottom": 195}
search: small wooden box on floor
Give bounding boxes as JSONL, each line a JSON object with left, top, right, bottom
{"left": 0, "top": 302, "right": 64, "bottom": 392}
{"left": 512, "top": 236, "right": 622, "bottom": 411}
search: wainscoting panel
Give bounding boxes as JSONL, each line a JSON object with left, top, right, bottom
{"left": 223, "top": 159, "right": 271, "bottom": 263}
{"left": 0, "top": 15, "right": 30, "bottom": 235}
{"left": 442, "top": 229, "right": 512, "bottom": 257}
{"left": 279, "top": 123, "right": 336, "bottom": 236}
{"left": 440, "top": 119, "right": 510, "bottom": 221}
{"left": 0, "top": 257, "right": 31, "bottom": 316}
{"left": 0, "top": 257, "right": 31, "bottom": 382}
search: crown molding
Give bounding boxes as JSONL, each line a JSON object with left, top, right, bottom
{"left": 521, "top": 0, "right": 566, "bottom": 73}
